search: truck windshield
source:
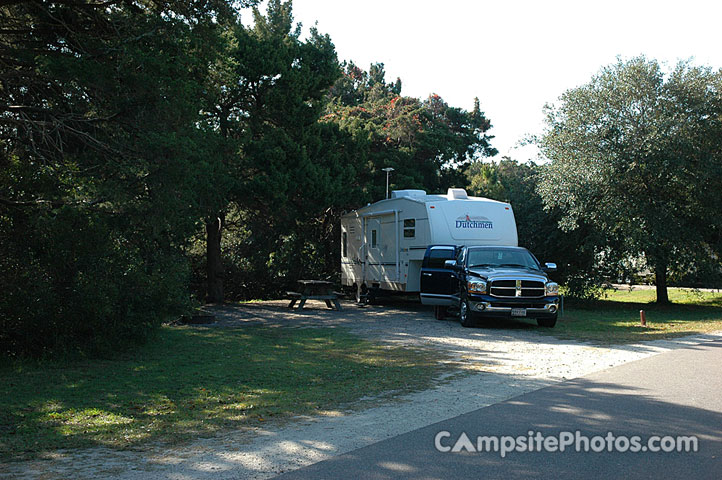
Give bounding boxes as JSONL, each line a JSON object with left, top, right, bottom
{"left": 467, "top": 248, "right": 540, "bottom": 270}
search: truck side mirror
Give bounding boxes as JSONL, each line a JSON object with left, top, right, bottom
{"left": 543, "top": 262, "right": 557, "bottom": 273}
{"left": 444, "top": 260, "right": 457, "bottom": 269}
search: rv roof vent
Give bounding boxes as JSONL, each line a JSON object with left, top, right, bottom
{"left": 391, "top": 189, "right": 427, "bottom": 199}
{"left": 447, "top": 188, "right": 468, "bottom": 200}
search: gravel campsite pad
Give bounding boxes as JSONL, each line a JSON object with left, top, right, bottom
{"left": 4, "top": 299, "right": 721, "bottom": 480}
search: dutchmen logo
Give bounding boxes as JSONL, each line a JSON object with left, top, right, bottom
{"left": 456, "top": 214, "right": 493, "bottom": 229}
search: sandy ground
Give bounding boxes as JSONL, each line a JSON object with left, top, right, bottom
{"left": 3, "top": 299, "right": 721, "bottom": 480}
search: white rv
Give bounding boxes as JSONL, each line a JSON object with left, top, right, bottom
{"left": 340, "top": 188, "right": 518, "bottom": 300}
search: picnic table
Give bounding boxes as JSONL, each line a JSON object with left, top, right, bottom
{"left": 287, "top": 280, "right": 343, "bottom": 311}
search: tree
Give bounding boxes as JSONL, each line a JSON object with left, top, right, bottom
{"left": 467, "top": 158, "right": 607, "bottom": 298}
{"left": 537, "top": 57, "right": 722, "bottom": 303}
{"left": 198, "top": 54, "right": 498, "bottom": 301}
{"left": 200, "top": 0, "right": 341, "bottom": 301}
{"left": 325, "top": 62, "right": 496, "bottom": 200}
{"left": 0, "top": 0, "right": 249, "bottom": 355}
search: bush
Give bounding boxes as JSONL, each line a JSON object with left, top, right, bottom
{"left": 0, "top": 207, "right": 191, "bottom": 357}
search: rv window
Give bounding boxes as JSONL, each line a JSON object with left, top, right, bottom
{"left": 342, "top": 232, "right": 348, "bottom": 258}
{"left": 403, "top": 219, "right": 415, "bottom": 238}
{"left": 371, "top": 229, "right": 378, "bottom": 248}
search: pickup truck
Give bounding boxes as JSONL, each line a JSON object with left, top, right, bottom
{"left": 419, "top": 245, "right": 560, "bottom": 327}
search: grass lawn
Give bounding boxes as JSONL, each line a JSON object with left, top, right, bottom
{"left": 0, "top": 325, "right": 453, "bottom": 460}
{"left": 550, "top": 287, "right": 722, "bottom": 344}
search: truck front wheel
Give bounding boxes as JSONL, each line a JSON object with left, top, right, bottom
{"left": 459, "top": 298, "right": 475, "bottom": 327}
{"left": 537, "top": 315, "right": 558, "bottom": 328}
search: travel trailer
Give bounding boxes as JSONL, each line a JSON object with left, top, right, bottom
{"left": 340, "top": 188, "right": 518, "bottom": 301}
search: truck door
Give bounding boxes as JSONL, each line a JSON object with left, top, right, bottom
{"left": 419, "top": 245, "right": 458, "bottom": 306}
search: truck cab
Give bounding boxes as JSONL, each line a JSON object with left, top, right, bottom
{"left": 420, "top": 245, "right": 560, "bottom": 327}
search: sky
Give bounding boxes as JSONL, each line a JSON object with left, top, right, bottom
{"left": 272, "top": 0, "right": 722, "bottom": 162}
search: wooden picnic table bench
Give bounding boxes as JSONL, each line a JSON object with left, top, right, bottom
{"left": 287, "top": 280, "right": 343, "bottom": 311}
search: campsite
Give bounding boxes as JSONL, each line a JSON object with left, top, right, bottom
{"left": 2, "top": 1, "right": 722, "bottom": 479}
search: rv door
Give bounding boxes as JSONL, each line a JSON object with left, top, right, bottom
{"left": 362, "top": 210, "right": 400, "bottom": 286}
{"left": 366, "top": 218, "right": 382, "bottom": 266}
{"left": 419, "top": 245, "right": 459, "bottom": 306}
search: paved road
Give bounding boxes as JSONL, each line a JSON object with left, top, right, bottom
{"left": 275, "top": 339, "right": 722, "bottom": 479}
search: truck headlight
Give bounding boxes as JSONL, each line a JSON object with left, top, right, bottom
{"left": 545, "top": 282, "right": 559, "bottom": 296}
{"left": 467, "top": 279, "right": 487, "bottom": 294}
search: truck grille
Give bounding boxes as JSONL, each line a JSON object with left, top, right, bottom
{"left": 491, "top": 302, "right": 548, "bottom": 309}
{"left": 489, "top": 280, "right": 545, "bottom": 298}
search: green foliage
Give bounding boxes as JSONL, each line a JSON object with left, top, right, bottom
{"left": 467, "top": 158, "right": 607, "bottom": 299}
{"left": 196, "top": 1, "right": 351, "bottom": 299}
{"left": 2, "top": 0, "right": 504, "bottom": 353}
{"left": 324, "top": 62, "right": 497, "bottom": 200}
{"left": 0, "top": 1, "right": 242, "bottom": 355}
{"left": 1, "top": 206, "right": 192, "bottom": 356}
{"left": 209, "top": 57, "right": 500, "bottom": 299}
{"left": 538, "top": 57, "right": 722, "bottom": 301}
{"left": 198, "top": 120, "right": 366, "bottom": 300}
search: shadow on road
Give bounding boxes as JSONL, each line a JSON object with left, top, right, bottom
{"left": 275, "top": 372, "right": 722, "bottom": 479}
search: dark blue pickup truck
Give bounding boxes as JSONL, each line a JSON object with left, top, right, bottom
{"left": 419, "top": 245, "right": 560, "bottom": 327}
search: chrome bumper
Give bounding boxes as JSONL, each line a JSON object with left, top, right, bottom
{"left": 468, "top": 301, "right": 559, "bottom": 315}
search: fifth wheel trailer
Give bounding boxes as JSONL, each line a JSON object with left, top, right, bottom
{"left": 340, "top": 188, "right": 518, "bottom": 301}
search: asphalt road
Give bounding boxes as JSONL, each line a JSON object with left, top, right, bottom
{"left": 275, "top": 339, "right": 722, "bottom": 479}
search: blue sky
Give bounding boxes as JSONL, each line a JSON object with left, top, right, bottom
{"left": 262, "top": 0, "right": 722, "bottom": 162}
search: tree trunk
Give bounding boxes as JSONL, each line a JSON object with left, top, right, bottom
{"left": 655, "top": 262, "right": 669, "bottom": 304}
{"left": 205, "top": 214, "right": 224, "bottom": 304}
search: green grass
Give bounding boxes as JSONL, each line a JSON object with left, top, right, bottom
{"left": 0, "top": 326, "right": 452, "bottom": 460}
{"left": 550, "top": 287, "right": 722, "bottom": 344}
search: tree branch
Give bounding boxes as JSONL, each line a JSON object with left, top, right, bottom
{"left": 0, "top": 196, "right": 103, "bottom": 208}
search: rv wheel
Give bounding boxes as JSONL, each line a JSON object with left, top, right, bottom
{"left": 355, "top": 284, "right": 368, "bottom": 304}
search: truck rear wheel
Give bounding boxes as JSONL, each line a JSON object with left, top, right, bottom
{"left": 459, "top": 298, "right": 475, "bottom": 328}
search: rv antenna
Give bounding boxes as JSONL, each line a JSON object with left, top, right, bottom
{"left": 382, "top": 167, "right": 394, "bottom": 199}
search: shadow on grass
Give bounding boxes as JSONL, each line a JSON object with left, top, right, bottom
{"left": 0, "top": 325, "right": 452, "bottom": 461}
